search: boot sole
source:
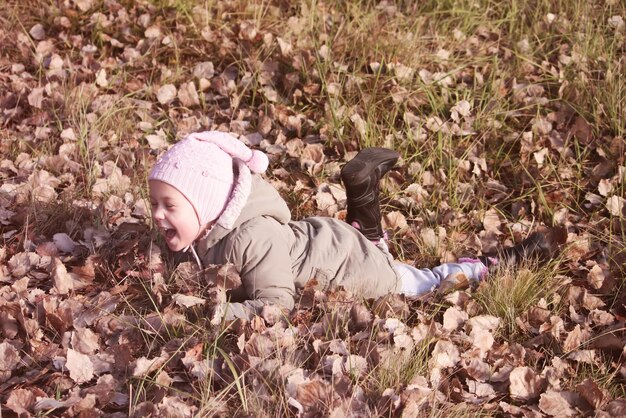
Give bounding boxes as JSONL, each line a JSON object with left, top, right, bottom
{"left": 341, "top": 147, "right": 400, "bottom": 185}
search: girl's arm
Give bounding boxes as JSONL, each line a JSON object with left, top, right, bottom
{"left": 222, "top": 218, "right": 296, "bottom": 319}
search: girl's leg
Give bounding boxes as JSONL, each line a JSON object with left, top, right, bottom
{"left": 341, "top": 148, "right": 399, "bottom": 241}
{"left": 394, "top": 259, "right": 488, "bottom": 296}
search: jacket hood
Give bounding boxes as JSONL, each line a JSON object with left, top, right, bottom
{"left": 198, "top": 168, "right": 291, "bottom": 249}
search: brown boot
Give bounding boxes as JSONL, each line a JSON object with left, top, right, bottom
{"left": 341, "top": 148, "right": 399, "bottom": 241}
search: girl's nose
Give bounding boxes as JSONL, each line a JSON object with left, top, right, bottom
{"left": 152, "top": 206, "right": 165, "bottom": 220}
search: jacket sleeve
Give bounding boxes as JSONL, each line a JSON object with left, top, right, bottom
{"left": 224, "top": 217, "right": 296, "bottom": 315}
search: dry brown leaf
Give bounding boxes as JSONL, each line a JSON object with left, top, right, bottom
{"left": 66, "top": 348, "right": 95, "bottom": 383}
{"left": 133, "top": 355, "right": 168, "bottom": 377}
{"left": 157, "top": 84, "right": 177, "bottom": 105}
{"left": 244, "top": 333, "right": 275, "bottom": 358}
{"left": 300, "top": 143, "right": 325, "bottom": 175}
{"left": 538, "top": 390, "right": 579, "bottom": 416}
{"left": 567, "top": 286, "right": 606, "bottom": 310}
{"left": 314, "top": 184, "right": 339, "bottom": 214}
{"left": 607, "top": 195, "right": 625, "bottom": 217}
{"left": 603, "top": 399, "right": 626, "bottom": 417}
{"left": 383, "top": 211, "right": 408, "bottom": 232}
{"left": 296, "top": 379, "right": 335, "bottom": 413}
{"left": 53, "top": 233, "right": 77, "bottom": 253}
{"left": 0, "top": 312, "right": 19, "bottom": 339}
{"left": 178, "top": 81, "right": 200, "bottom": 108}
{"left": 429, "top": 339, "right": 460, "bottom": 370}
{"left": 28, "top": 87, "right": 45, "bottom": 108}
{"left": 568, "top": 116, "right": 593, "bottom": 144}
{"left": 8, "top": 252, "right": 40, "bottom": 277}
{"left": 442, "top": 306, "right": 468, "bottom": 331}
{"left": 588, "top": 309, "right": 615, "bottom": 327}
{"left": 470, "top": 328, "right": 495, "bottom": 356}
{"left": 6, "top": 388, "right": 36, "bottom": 415}
{"left": 71, "top": 327, "right": 100, "bottom": 355}
{"left": 482, "top": 209, "right": 502, "bottom": 234}
{"left": 261, "top": 304, "right": 284, "bottom": 325}
{"left": 172, "top": 293, "right": 206, "bottom": 308}
{"left": 467, "top": 380, "right": 496, "bottom": 399}
{"left": 0, "top": 341, "right": 20, "bottom": 371}
{"left": 463, "top": 358, "right": 491, "bottom": 382}
{"left": 468, "top": 315, "right": 500, "bottom": 333}
{"left": 567, "top": 349, "right": 597, "bottom": 364}
{"left": 598, "top": 178, "right": 612, "bottom": 196}
{"left": 420, "top": 227, "right": 445, "bottom": 252}
{"left": 73, "top": 0, "right": 93, "bottom": 11}
{"left": 52, "top": 257, "right": 74, "bottom": 295}
{"left": 576, "top": 378, "right": 607, "bottom": 409}
{"left": 563, "top": 324, "right": 592, "bottom": 352}
{"left": 157, "top": 396, "right": 197, "bottom": 418}
{"left": 587, "top": 263, "right": 606, "bottom": 289}
{"left": 509, "top": 366, "right": 545, "bottom": 401}
{"left": 81, "top": 374, "right": 114, "bottom": 401}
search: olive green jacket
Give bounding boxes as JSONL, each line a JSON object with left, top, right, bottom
{"left": 196, "top": 174, "right": 400, "bottom": 320}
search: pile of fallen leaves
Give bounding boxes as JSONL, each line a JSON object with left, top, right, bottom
{"left": 1, "top": 0, "right": 625, "bottom": 416}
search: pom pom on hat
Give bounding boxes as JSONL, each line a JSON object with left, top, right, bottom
{"left": 188, "top": 131, "right": 269, "bottom": 174}
{"left": 149, "top": 131, "right": 269, "bottom": 226}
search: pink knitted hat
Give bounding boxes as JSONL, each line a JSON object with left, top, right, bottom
{"left": 148, "top": 131, "right": 269, "bottom": 225}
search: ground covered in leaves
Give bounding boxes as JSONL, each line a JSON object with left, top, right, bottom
{"left": 0, "top": 0, "right": 625, "bottom": 416}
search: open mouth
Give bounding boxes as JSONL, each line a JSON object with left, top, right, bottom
{"left": 162, "top": 227, "right": 176, "bottom": 240}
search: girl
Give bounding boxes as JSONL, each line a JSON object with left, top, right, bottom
{"left": 148, "top": 131, "right": 554, "bottom": 320}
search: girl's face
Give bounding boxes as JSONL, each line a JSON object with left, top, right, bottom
{"left": 149, "top": 180, "right": 202, "bottom": 252}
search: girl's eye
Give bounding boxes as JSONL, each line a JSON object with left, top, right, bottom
{"left": 166, "top": 204, "right": 175, "bottom": 209}
{"left": 150, "top": 202, "right": 157, "bottom": 207}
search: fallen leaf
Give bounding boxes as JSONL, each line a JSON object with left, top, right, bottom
{"left": 429, "top": 339, "right": 460, "bottom": 369}
{"left": 443, "top": 306, "right": 468, "bottom": 331}
{"left": 71, "top": 327, "right": 100, "bottom": 355}
{"left": 482, "top": 209, "right": 502, "bottom": 234}
{"left": 28, "top": 87, "right": 45, "bottom": 108}
{"left": 29, "top": 24, "right": 46, "bottom": 40}
{"left": 6, "top": 388, "right": 36, "bottom": 415}
{"left": 66, "top": 348, "right": 95, "bottom": 383}
{"left": 172, "top": 294, "right": 206, "bottom": 308}
{"left": 606, "top": 195, "right": 625, "bottom": 217}
{"left": 157, "top": 84, "right": 177, "bottom": 105}
{"left": 52, "top": 258, "right": 74, "bottom": 295}
{"left": 383, "top": 211, "right": 408, "bottom": 232}
{"left": 0, "top": 342, "right": 20, "bottom": 371}
{"left": 563, "top": 324, "right": 592, "bottom": 351}
{"left": 587, "top": 264, "right": 605, "bottom": 289}
{"left": 567, "top": 349, "right": 597, "bottom": 364}
{"left": 509, "top": 366, "right": 545, "bottom": 401}
{"left": 296, "top": 379, "right": 334, "bottom": 413}
{"left": 193, "top": 61, "right": 215, "bottom": 79}
{"left": 539, "top": 390, "right": 578, "bottom": 416}
{"left": 95, "top": 68, "right": 108, "bottom": 87}
{"left": 157, "top": 396, "right": 197, "bottom": 418}
{"left": 576, "top": 378, "right": 607, "bottom": 409}
{"left": 53, "top": 233, "right": 77, "bottom": 253}
{"left": 598, "top": 179, "right": 612, "bottom": 197}
{"left": 74, "top": 0, "right": 93, "bottom": 12}
{"left": 450, "top": 100, "right": 471, "bottom": 123}
{"left": 133, "top": 355, "right": 168, "bottom": 377}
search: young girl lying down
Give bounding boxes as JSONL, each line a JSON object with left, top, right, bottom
{"left": 148, "top": 131, "right": 553, "bottom": 320}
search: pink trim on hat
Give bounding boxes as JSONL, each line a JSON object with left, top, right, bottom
{"left": 214, "top": 159, "right": 252, "bottom": 229}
